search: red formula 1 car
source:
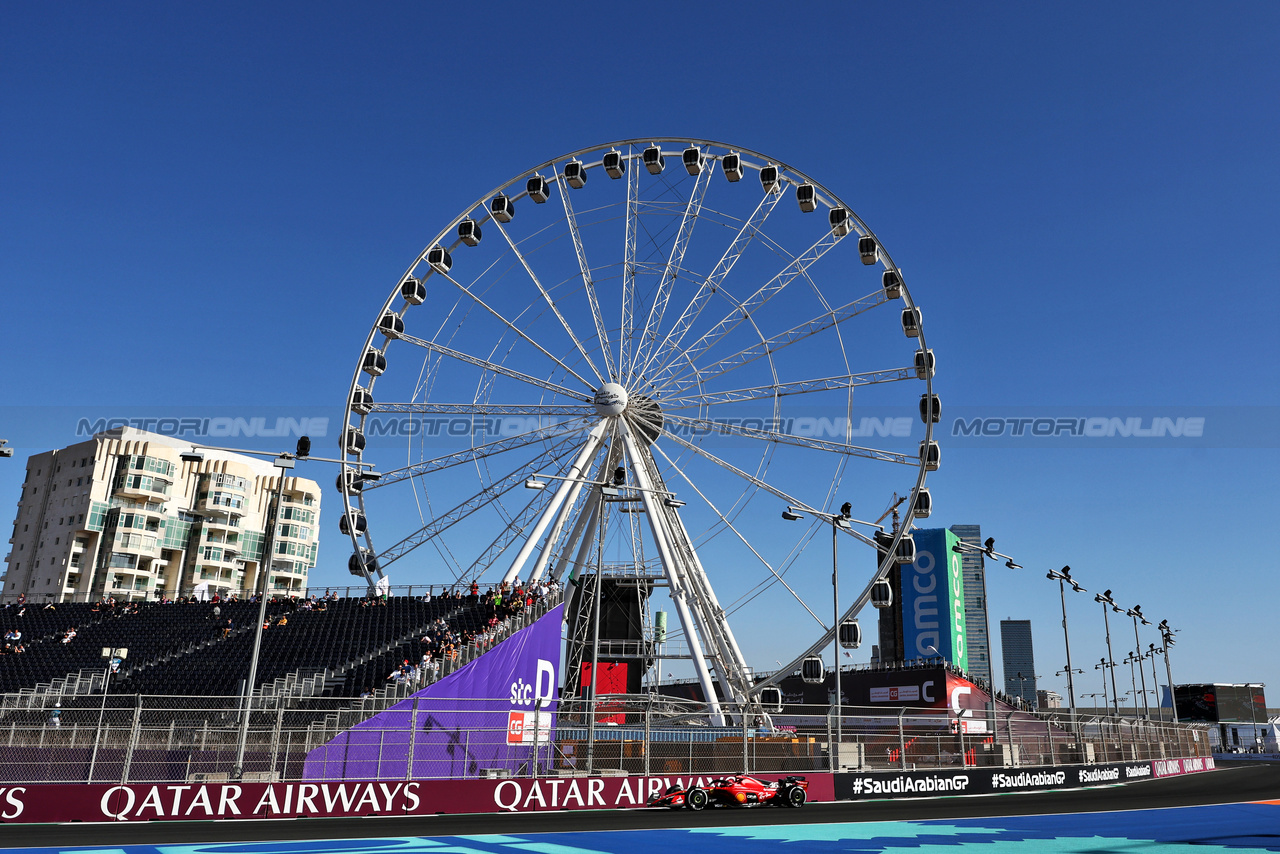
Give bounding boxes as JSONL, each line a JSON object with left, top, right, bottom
{"left": 647, "top": 774, "right": 809, "bottom": 810}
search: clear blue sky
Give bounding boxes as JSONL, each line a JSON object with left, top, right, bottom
{"left": 2, "top": 2, "right": 1277, "bottom": 702}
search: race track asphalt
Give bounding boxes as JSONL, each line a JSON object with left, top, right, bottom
{"left": 2, "top": 762, "right": 1278, "bottom": 849}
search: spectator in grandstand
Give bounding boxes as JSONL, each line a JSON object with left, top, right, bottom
{"left": 359, "top": 687, "right": 373, "bottom": 698}
{"left": 61, "top": 628, "right": 76, "bottom": 643}
{"left": 48, "top": 702, "right": 61, "bottom": 727}
{"left": 3, "top": 629, "right": 19, "bottom": 642}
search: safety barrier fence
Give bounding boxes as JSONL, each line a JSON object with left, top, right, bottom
{"left": 0, "top": 693, "right": 1212, "bottom": 785}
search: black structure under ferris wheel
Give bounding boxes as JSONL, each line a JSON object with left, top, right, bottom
{"left": 337, "top": 138, "right": 938, "bottom": 723}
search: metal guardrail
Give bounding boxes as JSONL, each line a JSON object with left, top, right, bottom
{"left": 0, "top": 691, "right": 1213, "bottom": 785}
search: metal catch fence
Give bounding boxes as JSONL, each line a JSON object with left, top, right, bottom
{"left": 0, "top": 692, "right": 1212, "bottom": 785}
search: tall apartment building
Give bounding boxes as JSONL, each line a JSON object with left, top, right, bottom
{"left": 2, "top": 428, "right": 321, "bottom": 602}
{"left": 949, "top": 524, "right": 993, "bottom": 689}
{"left": 1001, "top": 619, "right": 1037, "bottom": 705}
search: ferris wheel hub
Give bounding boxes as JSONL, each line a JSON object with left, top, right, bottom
{"left": 592, "top": 383, "right": 629, "bottom": 417}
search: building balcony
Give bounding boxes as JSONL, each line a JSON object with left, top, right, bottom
{"left": 113, "top": 473, "right": 172, "bottom": 501}
{"left": 198, "top": 492, "right": 247, "bottom": 517}
{"left": 115, "top": 532, "right": 160, "bottom": 557}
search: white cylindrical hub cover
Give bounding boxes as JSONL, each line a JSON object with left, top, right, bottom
{"left": 593, "top": 383, "right": 628, "bottom": 416}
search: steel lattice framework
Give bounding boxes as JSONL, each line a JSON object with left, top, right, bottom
{"left": 339, "top": 139, "right": 935, "bottom": 723}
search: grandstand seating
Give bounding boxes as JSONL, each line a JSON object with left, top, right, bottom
{"left": 0, "top": 591, "right": 548, "bottom": 700}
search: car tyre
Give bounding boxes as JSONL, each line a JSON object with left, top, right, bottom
{"left": 784, "top": 785, "right": 807, "bottom": 807}
{"left": 686, "top": 787, "right": 708, "bottom": 811}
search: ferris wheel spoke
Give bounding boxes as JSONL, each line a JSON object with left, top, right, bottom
{"left": 660, "top": 369, "right": 913, "bottom": 409}
{"left": 648, "top": 228, "right": 846, "bottom": 386}
{"left": 375, "top": 436, "right": 580, "bottom": 570}
{"left": 660, "top": 290, "right": 890, "bottom": 395}
{"left": 662, "top": 413, "right": 913, "bottom": 466}
{"left": 636, "top": 188, "right": 785, "bottom": 382}
{"left": 651, "top": 443, "right": 827, "bottom": 630}
{"left": 366, "top": 417, "right": 590, "bottom": 490}
{"left": 436, "top": 270, "right": 597, "bottom": 390}
{"left": 397, "top": 332, "right": 584, "bottom": 399}
{"left": 490, "top": 218, "right": 606, "bottom": 386}
{"left": 555, "top": 173, "right": 616, "bottom": 379}
{"left": 630, "top": 163, "right": 714, "bottom": 380}
{"left": 367, "top": 402, "right": 589, "bottom": 417}
{"left": 659, "top": 431, "right": 897, "bottom": 552}
{"left": 462, "top": 488, "right": 557, "bottom": 582}
{"left": 619, "top": 150, "right": 640, "bottom": 376}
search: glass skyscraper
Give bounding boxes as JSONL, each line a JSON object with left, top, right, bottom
{"left": 1001, "top": 619, "right": 1038, "bottom": 705}
{"left": 949, "top": 524, "right": 993, "bottom": 690}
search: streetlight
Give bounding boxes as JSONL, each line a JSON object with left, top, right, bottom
{"left": 87, "top": 646, "right": 127, "bottom": 782}
{"left": 1158, "top": 620, "right": 1179, "bottom": 723}
{"left": 233, "top": 451, "right": 293, "bottom": 780}
{"left": 1046, "top": 565, "right": 1086, "bottom": 730}
{"left": 1125, "top": 605, "right": 1152, "bottom": 719}
{"left": 1094, "top": 658, "right": 1112, "bottom": 713}
{"left": 781, "top": 499, "right": 860, "bottom": 767}
{"left": 1123, "top": 651, "right": 1142, "bottom": 716}
{"left": 1081, "top": 691, "right": 1107, "bottom": 711}
{"left": 1145, "top": 644, "right": 1162, "bottom": 717}
{"left": 1094, "top": 590, "right": 1122, "bottom": 716}
{"left": 1013, "top": 672, "right": 1040, "bottom": 709}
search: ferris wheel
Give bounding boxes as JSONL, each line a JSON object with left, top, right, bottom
{"left": 338, "top": 138, "right": 937, "bottom": 722}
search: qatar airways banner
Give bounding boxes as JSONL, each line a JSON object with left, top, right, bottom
{"left": 303, "top": 603, "right": 564, "bottom": 781}
{"left": 0, "top": 773, "right": 835, "bottom": 822}
{"left": 0, "top": 758, "right": 1215, "bottom": 822}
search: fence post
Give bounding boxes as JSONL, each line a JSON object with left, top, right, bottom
{"left": 643, "top": 695, "right": 651, "bottom": 779}
{"left": 270, "top": 703, "right": 285, "bottom": 780}
{"left": 531, "top": 700, "right": 540, "bottom": 780}
{"left": 407, "top": 697, "right": 418, "bottom": 782}
{"left": 826, "top": 712, "right": 833, "bottom": 771}
{"left": 742, "top": 704, "right": 749, "bottom": 775}
{"left": 898, "top": 708, "right": 907, "bottom": 770}
{"left": 120, "top": 695, "right": 142, "bottom": 784}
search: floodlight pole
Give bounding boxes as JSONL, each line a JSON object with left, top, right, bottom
{"left": 1050, "top": 571, "right": 1078, "bottom": 731}
{"left": 233, "top": 454, "right": 292, "bottom": 780}
{"left": 584, "top": 483, "right": 608, "bottom": 777}
{"left": 832, "top": 517, "right": 844, "bottom": 765}
{"left": 1160, "top": 625, "right": 1179, "bottom": 724}
{"left": 87, "top": 646, "right": 125, "bottom": 783}
{"left": 1129, "top": 611, "right": 1150, "bottom": 719}
{"left": 1097, "top": 596, "right": 1121, "bottom": 716}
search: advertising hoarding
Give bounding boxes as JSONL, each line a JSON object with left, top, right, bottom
{"left": 303, "top": 604, "right": 563, "bottom": 781}
{"left": 899, "top": 528, "right": 968, "bottom": 672}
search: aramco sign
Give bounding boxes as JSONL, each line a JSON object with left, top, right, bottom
{"left": 900, "top": 528, "right": 968, "bottom": 672}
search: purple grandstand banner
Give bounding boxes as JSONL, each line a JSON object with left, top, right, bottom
{"left": 303, "top": 603, "right": 563, "bottom": 781}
